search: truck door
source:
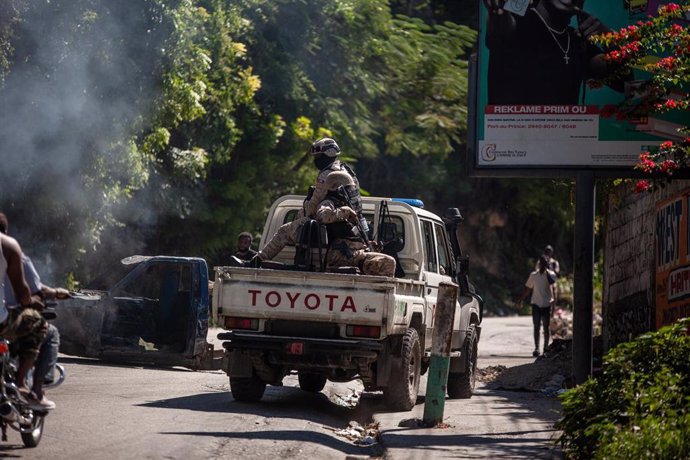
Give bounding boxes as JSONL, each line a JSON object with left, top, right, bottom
{"left": 421, "top": 220, "right": 456, "bottom": 348}
{"left": 103, "top": 261, "right": 194, "bottom": 355}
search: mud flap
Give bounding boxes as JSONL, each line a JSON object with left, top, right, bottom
{"left": 228, "top": 351, "right": 253, "bottom": 378}
{"left": 450, "top": 353, "right": 465, "bottom": 373}
{"left": 375, "top": 340, "right": 393, "bottom": 387}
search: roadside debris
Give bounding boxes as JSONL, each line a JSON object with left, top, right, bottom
{"left": 482, "top": 337, "right": 603, "bottom": 393}
{"left": 334, "top": 421, "right": 380, "bottom": 446}
{"left": 397, "top": 418, "right": 454, "bottom": 429}
{"left": 330, "top": 388, "right": 361, "bottom": 408}
{"left": 476, "top": 365, "right": 507, "bottom": 383}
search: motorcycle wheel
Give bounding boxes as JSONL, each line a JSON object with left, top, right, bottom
{"left": 43, "top": 364, "right": 66, "bottom": 390}
{"left": 21, "top": 415, "right": 44, "bottom": 448}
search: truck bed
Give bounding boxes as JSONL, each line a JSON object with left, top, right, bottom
{"left": 213, "top": 266, "right": 424, "bottom": 330}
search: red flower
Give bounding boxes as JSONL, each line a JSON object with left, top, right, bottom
{"left": 660, "top": 159, "right": 679, "bottom": 174}
{"left": 670, "top": 24, "right": 685, "bottom": 36}
{"left": 665, "top": 99, "right": 679, "bottom": 109}
{"left": 661, "top": 3, "right": 681, "bottom": 14}
{"left": 660, "top": 141, "right": 674, "bottom": 150}
{"left": 637, "top": 151, "right": 657, "bottom": 173}
{"left": 658, "top": 56, "right": 676, "bottom": 70}
{"left": 635, "top": 180, "right": 652, "bottom": 193}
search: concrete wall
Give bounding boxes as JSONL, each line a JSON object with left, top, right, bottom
{"left": 603, "top": 180, "right": 690, "bottom": 350}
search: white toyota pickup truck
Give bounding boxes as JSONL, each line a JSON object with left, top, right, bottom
{"left": 212, "top": 195, "right": 483, "bottom": 410}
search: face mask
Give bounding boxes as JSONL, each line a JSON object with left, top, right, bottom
{"left": 313, "top": 155, "right": 335, "bottom": 170}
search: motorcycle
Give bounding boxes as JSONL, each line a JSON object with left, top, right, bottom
{"left": 0, "top": 305, "right": 65, "bottom": 448}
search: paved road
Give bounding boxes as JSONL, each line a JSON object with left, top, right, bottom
{"left": 375, "top": 316, "right": 563, "bottom": 459}
{"left": 0, "top": 316, "right": 560, "bottom": 459}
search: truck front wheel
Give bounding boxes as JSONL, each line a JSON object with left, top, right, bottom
{"left": 298, "top": 372, "right": 327, "bottom": 393}
{"left": 448, "top": 324, "right": 477, "bottom": 399}
{"left": 230, "top": 374, "right": 267, "bottom": 402}
{"left": 384, "top": 328, "right": 421, "bottom": 411}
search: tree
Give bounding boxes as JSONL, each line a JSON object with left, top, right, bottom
{"left": 590, "top": 3, "right": 690, "bottom": 192}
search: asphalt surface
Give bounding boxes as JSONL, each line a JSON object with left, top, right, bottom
{"left": 0, "top": 316, "right": 562, "bottom": 459}
{"left": 374, "top": 316, "right": 563, "bottom": 459}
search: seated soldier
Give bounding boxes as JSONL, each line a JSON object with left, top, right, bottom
{"left": 251, "top": 137, "right": 366, "bottom": 267}
{"left": 315, "top": 171, "right": 395, "bottom": 277}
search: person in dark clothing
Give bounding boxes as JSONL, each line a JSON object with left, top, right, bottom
{"left": 483, "top": 0, "right": 621, "bottom": 105}
{"left": 234, "top": 232, "right": 257, "bottom": 262}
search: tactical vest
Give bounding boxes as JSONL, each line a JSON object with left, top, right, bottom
{"left": 326, "top": 221, "right": 360, "bottom": 241}
{"left": 340, "top": 164, "right": 365, "bottom": 223}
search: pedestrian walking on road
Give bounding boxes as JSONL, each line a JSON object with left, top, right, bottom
{"left": 517, "top": 256, "right": 557, "bottom": 357}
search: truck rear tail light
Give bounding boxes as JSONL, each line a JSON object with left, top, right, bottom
{"left": 225, "top": 317, "right": 259, "bottom": 330}
{"left": 346, "top": 325, "right": 381, "bottom": 338}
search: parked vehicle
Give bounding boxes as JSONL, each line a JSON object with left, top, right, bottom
{"left": 52, "top": 256, "right": 220, "bottom": 370}
{"left": 213, "top": 196, "right": 483, "bottom": 411}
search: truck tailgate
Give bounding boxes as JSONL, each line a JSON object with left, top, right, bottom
{"left": 214, "top": 267, "right": 394, "bottom": 326}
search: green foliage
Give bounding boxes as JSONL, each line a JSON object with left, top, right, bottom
{"left": 556, "top": 318, "right": 690, "bottom": 460}
{"left": 589, "top": 3, "right": 690, "bottom": 192}
{"left": 0, "top": 0, "right": 575, "bottom": 302}
{"left": 381, "top": 17, "right": 476, "bottom": 157}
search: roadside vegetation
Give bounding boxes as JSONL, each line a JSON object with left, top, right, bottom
{"left": 556, "top": 318, "right": 690, "bottom": 460}
{"left": 0, "top": 0, "right": 575, "bottom": 313}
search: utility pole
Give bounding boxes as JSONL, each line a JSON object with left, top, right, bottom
{"left": 423, "top": 282, "right": 458, "bottom": 426}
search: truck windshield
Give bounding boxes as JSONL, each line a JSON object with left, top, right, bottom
{"left": 84, "top": 261, "right": 140, "bottom": 291}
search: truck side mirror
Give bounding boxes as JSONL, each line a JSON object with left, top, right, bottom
{"left": 443, "top": 208, "right": 463, "bottom": 225}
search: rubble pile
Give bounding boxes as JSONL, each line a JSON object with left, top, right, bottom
{"left": 476, "top": 365, "right": 508, "bottom": 383}
{"left": 550, "top": 308, "right": 603, "bottom": 341}
{"left": 480, "top": 334, "right": 605, "bottom": 394}
{"left": 333, "top": 421, "right": 379, "bottom": 446}
{"left": 486, "top": 339, "right": 573, "bottom": 392}
{"left": 549, "top": 308, "right": 573, "bottom": 340}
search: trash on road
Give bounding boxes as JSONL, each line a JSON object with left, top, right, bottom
{"left": 334, "top": 421, "right": 380, "bottom": 445}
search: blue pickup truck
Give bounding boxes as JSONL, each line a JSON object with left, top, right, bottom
{"left": 53, "top": 255, "right": 220, "bottom": 370}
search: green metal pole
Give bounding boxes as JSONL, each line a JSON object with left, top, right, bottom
{"left": 423, "top": 282, "right": 458, "bottom": 426}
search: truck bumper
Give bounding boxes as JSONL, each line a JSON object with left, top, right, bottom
{"left": 219, "top": 331, "right": 382, "bottom": 358}
{"left": 218, "top": 331, "right": 383, "bottom": 378}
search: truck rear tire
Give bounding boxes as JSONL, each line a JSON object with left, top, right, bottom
{"left": 448, "top": 324, "right": 477, "bottom": 399}
{"left": 230, "top": 374, "right": 266, "bottom": 402}
{"left": 298, "top": 372, "right": 327, "bottom": 393}
{"left": 384, "top": 328, "right": 421, "bottom": 411}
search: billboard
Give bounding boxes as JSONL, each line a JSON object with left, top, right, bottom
{"left": 655, "top": 189, "right": 690, "bottom": 328}
{"left": 473, "top": 0, "right": 690, "bottom": 173}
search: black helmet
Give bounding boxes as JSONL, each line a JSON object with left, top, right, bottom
{"left": 310, "top": 137, "right": 340, "bottom": 158}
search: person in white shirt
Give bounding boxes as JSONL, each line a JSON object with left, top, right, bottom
{"left": 517, "top": 256, "right": 557, "bottom": 357}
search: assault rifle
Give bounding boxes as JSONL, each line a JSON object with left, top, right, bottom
{"left": 336, "top": 185, "right": 373, "bottom": 252}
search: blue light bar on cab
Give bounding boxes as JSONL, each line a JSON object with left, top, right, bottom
{"left": 392, "top": 198, "right": 424, "bottom": 208}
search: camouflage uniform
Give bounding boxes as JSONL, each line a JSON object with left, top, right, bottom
{"left": 259, "top": 162, "right": 364, "bottom": 262}
{"left": 258, "top": 137, "right": 365, "bottom": 263}
{"left": 316, "top": 199, "right": 395, "bottom": 277}
{"left": 258, "top": 214, "right": 308, "bottom": 261}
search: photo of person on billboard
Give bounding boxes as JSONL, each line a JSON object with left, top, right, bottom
{"left": 483, "top": 0, "right": 627, "bottom": 105}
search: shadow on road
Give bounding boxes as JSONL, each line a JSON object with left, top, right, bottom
{"left": 138, "top": 387, "right": 385, "bottom": 457}
{"left": 137, "top": 384, "right": 380, "bottom": 424}
{"left": 160, "top": 429, "right": 384, "bottom": 457}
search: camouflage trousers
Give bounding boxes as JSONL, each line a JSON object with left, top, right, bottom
{"left": 326, "top": 240, "right": 396, "bottom": 277}
{"left": 0, "top": 307, "right": 48, "bottom": 360}
{"left": 259, "top": 216, "right": 308, "bottom": 260}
